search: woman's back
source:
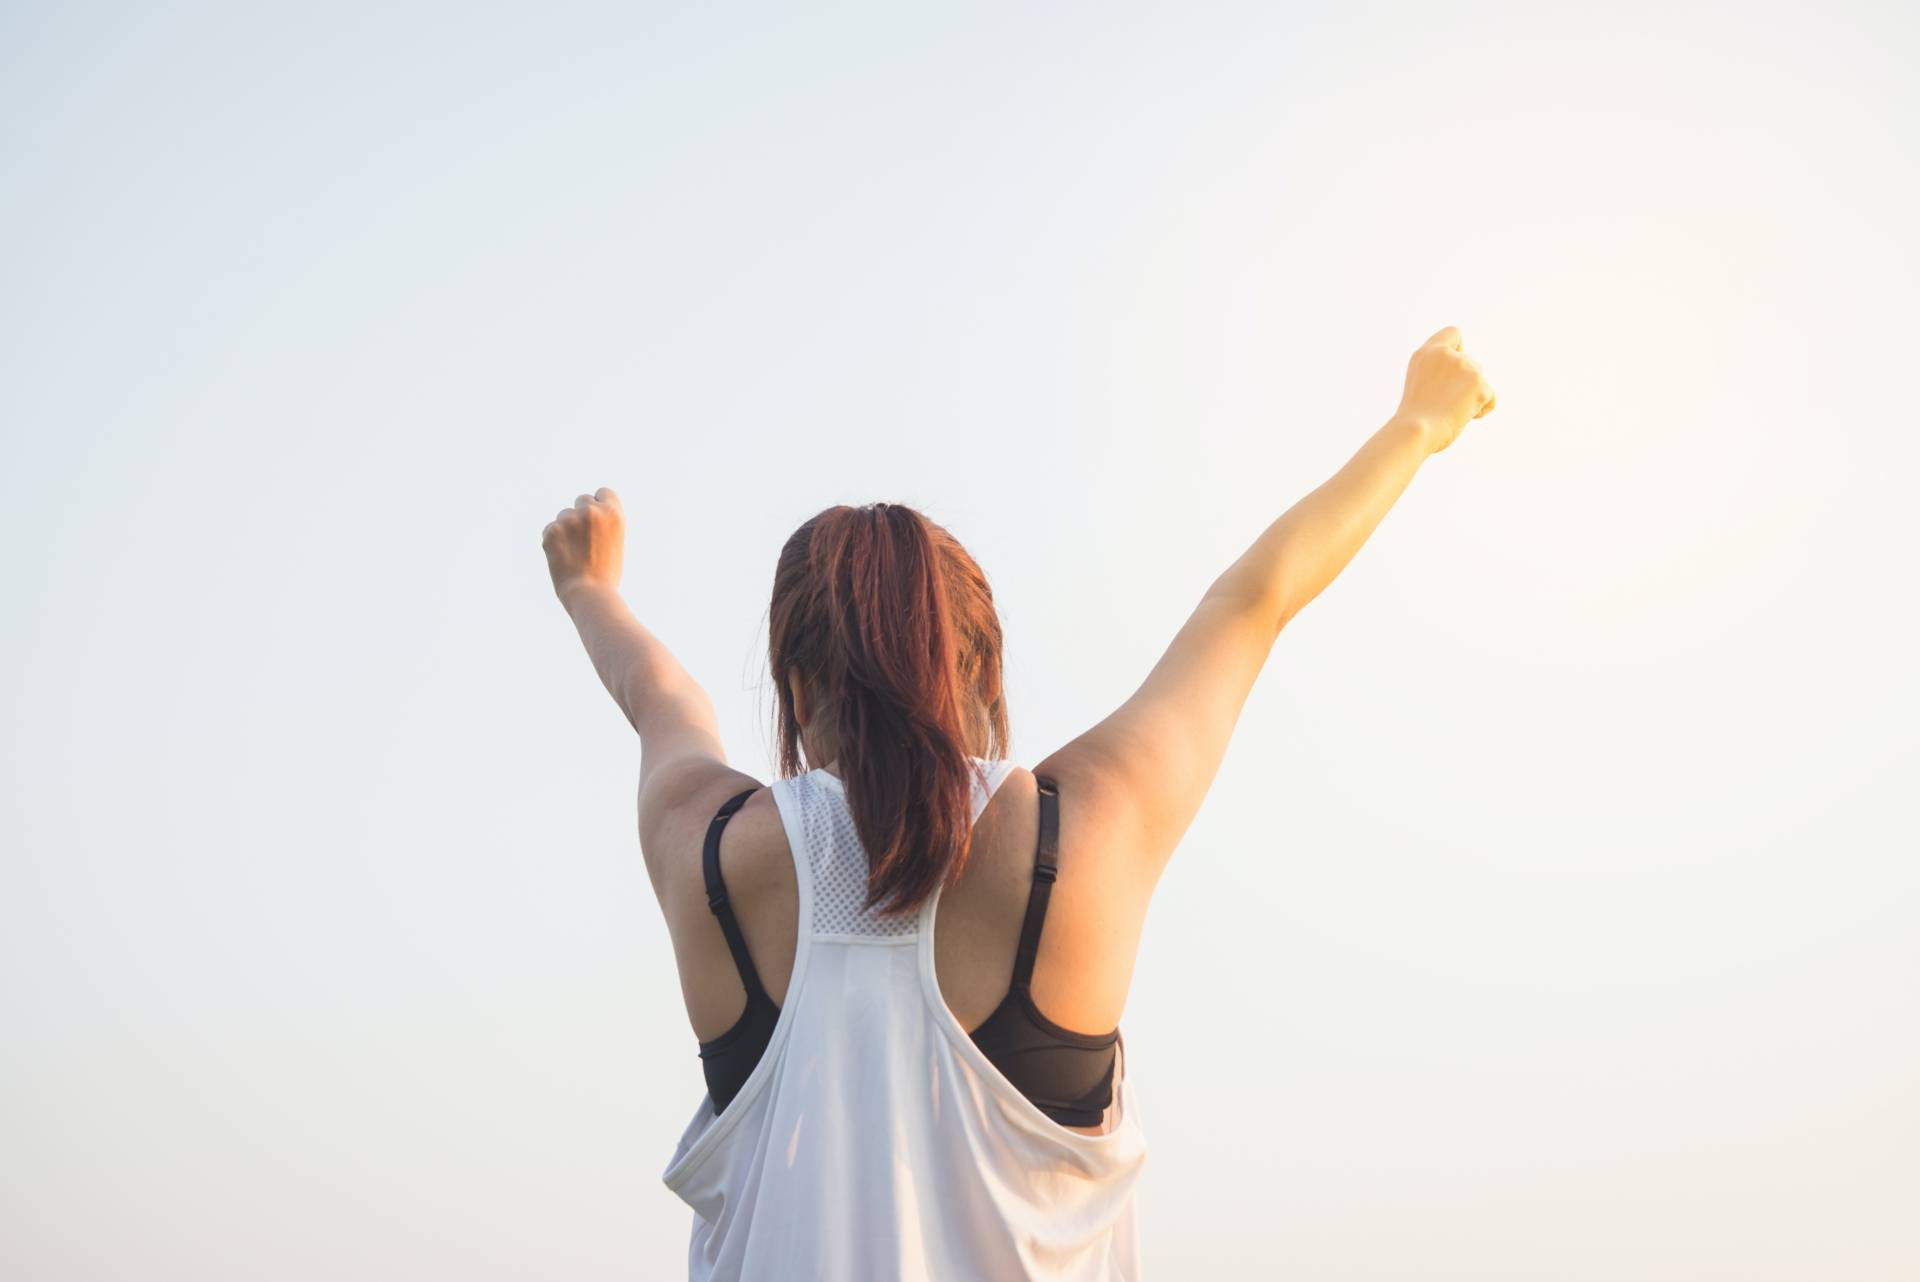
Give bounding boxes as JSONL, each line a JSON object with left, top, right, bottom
{"left": 669, "top": 760, "right": 1153, "bottom": 1127}
{"left": 662, "top": 758, "right": 1149, "bottom": 1280}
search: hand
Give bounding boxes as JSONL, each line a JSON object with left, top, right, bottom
{"left": 543, "top": 487, "right": 625, "bottom": 605}
{"left": 1394, "top": 326, "right": 1497, "bottom": 454}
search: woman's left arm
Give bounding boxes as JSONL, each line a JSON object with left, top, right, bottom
{"left": 543, "top": 488, "right": 726, "bottom": 778}
{"left": 544, "top": 487, "right": 761, "bottom": 907}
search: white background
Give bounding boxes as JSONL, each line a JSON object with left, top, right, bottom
{"left": 4, "top": 2, "right": 1916, "bottom": 1277}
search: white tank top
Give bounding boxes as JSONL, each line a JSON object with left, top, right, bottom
{"left": 661, "top": 757, "right": 1150, "bottom": 1280}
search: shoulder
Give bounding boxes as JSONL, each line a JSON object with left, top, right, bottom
{"left": 637, "top": 754, "right": 779, "bottom": 911}
{"left": 970, "top": 760, "right": 1139, "bottom": 899}
{"left": 1027, "top": 744, "right": 1161, "bottom": 910}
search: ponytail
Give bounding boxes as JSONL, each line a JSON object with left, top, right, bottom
{"left": 768, "top": 502, "right": 1010, "bottom": 916}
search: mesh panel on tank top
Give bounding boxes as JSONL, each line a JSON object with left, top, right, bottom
{"left": 803, "top": 764, "right": 1004, "bottom": 939}
{"left": 801, "top": 772, "right": 922, "bottom": 938}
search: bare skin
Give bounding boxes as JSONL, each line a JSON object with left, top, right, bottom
{"left": 664, "top": 689, "right": 1149, "bottom": 1137}
{"left": 548, "top": 327, "right": 1498, "bottom": 1140}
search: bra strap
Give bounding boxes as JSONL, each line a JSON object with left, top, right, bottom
{"left": 702, "top": 786, "right": 768, "bottom": 1002}
{"left": 1008, "top": 774, "right": 1060, "bottom": 993}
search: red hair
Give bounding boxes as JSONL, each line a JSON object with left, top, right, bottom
{"left": 768, "top": 502, "right": 1010, "bottom": 917}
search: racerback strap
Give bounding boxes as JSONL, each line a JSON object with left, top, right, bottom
{"left": 702, "top": 786, "right": 768, "bottom": 1001}
{"left": 1007, "top": 774, "right": 1060, "bottom": 993}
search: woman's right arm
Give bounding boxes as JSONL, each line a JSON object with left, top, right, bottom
{"left": 1217, "top": 325, "right": 1498, "bottom": 632}
{"left": 1036, "top": 327, "right": 1498, "bottom": 891}
{"left": 1213, "top": 409, "right": 1435, "bottom": 636}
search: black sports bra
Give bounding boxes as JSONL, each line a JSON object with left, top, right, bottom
{"left": 695, "top": 773, "right": 1121, "bottom": 1128}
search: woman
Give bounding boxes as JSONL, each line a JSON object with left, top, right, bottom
{"left": 541, "top": 327, "right": 1497, "bottom": 1280}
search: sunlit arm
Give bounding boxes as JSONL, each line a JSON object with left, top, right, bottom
{"left": 1212, "top": 413, "right": 1435, "bottom": 636}
{"left": 558, "top": 579, "right": 726, "bottom": 773}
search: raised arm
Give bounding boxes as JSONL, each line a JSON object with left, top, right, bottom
{"left": 543, "top": 487, "right": 728, "bottom": 786}
{"left": 1035, "top": 326, "right": 1498, "bottom": 891}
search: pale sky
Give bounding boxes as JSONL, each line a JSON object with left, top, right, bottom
{"left": 4, "top": 2, "right": 1917, "bottom": 1278}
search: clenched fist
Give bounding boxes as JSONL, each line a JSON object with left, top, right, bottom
{"left": 1395, "top": 326, "right": 1497, "bottom": 454}
{"left": 543, "top": 487, "right": 625, "bottom": 604}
